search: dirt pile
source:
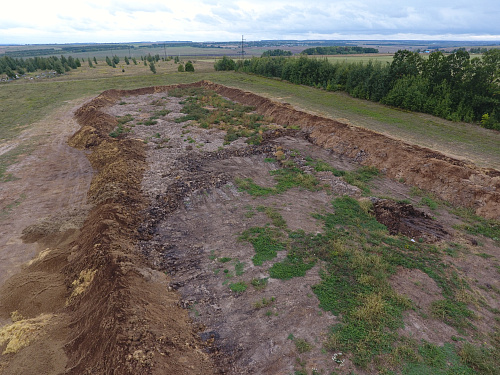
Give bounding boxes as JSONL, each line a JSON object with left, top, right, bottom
{"left": 62, "top": 89, "right": 215, "bottom": 374}
{"left": 372, "top": 199, "right": 449, "bottom": 242}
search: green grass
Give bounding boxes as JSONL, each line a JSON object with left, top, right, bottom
{"left": 237, "top": 169, "right": 481, "bottom": 369}
{"left": 452, "top": 207, "right": 500, "bottom": 243}
{"left": 235, "top": 164, "right": 321, "bottom": 197}
{"left": 294, "top": 338, "right": 313, "bottom": 353}
{"left": 229, "top": 281, "right": 248, "bottom": 293}
{"left": 305, "top": 157, "right": 379, "bottom": 194}
{"left": 325, "top": 55, "right": 395, "bottom": 64}
{"left": 239, "top": 227, "right": 286, "bottom": 266}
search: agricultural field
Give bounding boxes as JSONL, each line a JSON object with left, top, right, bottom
{"left": 0, "top": 57, "right": 499, "bottom": 374}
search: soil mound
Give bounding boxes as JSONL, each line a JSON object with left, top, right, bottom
{"left": 372, "top": 199, "right": 449, "bottom": 242}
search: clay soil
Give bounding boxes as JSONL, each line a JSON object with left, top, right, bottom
{"left": 0, "top": 81, "right": 499, "bottom": 374}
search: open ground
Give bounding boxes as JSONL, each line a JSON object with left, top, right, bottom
{"left": 0, "top": 59, "right": 499, "bottom": 374}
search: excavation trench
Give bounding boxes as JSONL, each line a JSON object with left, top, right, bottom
{"left": 1, "top": 81, "right": 499, "bottom": 374}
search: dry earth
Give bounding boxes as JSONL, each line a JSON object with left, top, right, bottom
{"left": 0, "top": 82, "right": 499, "bottom": 374}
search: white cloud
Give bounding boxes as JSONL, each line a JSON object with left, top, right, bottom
{"left": 0, "top": 0, "right": 498, "bottom": 43}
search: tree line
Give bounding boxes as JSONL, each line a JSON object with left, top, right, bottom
{"left": 0, "top": 55, "right": 82, "bottom": 78}
{"left": 301, "top": 46, "right": 379, "bottom": 55}
{"left": 223, "top": 49, "right": 499, "bottom": 130}
{"left": 261, "top": 49, "right": 293, "bottom": 57}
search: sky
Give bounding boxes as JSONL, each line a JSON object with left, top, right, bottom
{"left": 1, "top": 0, "right": 499, "bottom": 44}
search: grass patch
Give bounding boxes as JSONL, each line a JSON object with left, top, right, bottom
{"left": 234, "top": 260, "right": 245, "bottom": 276}
{"left": 294, "top": 338, "right": 313, "bottom": 354}
{"left": 305, "top": 157, "right": 379, "bottom": 194}
{"left": 235, "top": 163, "right": 320, "bottom": 197}
{"left": 229, "top": 281, "right": 248, "bottom": 293}
{"left": 172, "top": 88, "right": 268, "bottom": 145}
{"left": 239, "top": 227, "right": 285, "bottom": 266}
{"left": 452, "top": 207, "right": 500, "bottom": 243}
{"left": 269, "top": 256, "right": 315, "bottom": 280}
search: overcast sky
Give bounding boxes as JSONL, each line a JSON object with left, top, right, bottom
{"left": 1, "top": 0, "right": 499, "bottom": 44}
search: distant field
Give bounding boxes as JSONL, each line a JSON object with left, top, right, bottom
{"left": 1, "top": 45, "right": 245, "bottom": 60}
{"left": 325, "top": 53, "right": 394, "bottom": 63}
{"left": 1, "top": 59, "right": 499, "bottom": 171}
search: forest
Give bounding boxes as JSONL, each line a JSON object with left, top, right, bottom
{"left": 234, "top": 49, "right": 500, "bottom": 129}
{"left": 0, "top": 54, "right": 81, "bottom": 77}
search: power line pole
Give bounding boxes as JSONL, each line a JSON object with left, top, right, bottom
{"left": 241, "top": 35, "right": 245, "bottom": 59}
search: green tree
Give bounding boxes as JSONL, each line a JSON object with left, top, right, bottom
{"left": 88, "top": 57, "right": 93, "bottom": 67}
{"left": 105, "top": 56, "right": 112, "bottom": 66}
{"left": 389, "top": 50, "right": 423, "bottom": 82}
{"left": 150, "top": 62, "right": 157, "bottom": 74}
{"left": 214, "top": 56, "right": 236, "bottom": 71}
{"left": 177, "top": 63, "right": 185, "bottom": 72}
{"left": 5, "top": 67, "right": 16, "bottom": 79}
{"left": 185, "top": 61, "right": 194, "bottom": 72}
{"left": 53, "top": 60, "right": 64, "bottom": 74}
{"left": 93, "top": 57, "right": 98, "bottom": 65}
{"left": 112, "top": 55, "right": 119, "bottom": 64}
{"left": 124, "top": 56, "right": 130, "bottom": 65}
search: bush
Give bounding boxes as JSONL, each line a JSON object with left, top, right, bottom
{"left": 214, "top": 56, "right": 236, "bottom": 71}
{"left": 185, "top": 61, "right": 194, "bottom": 72}
{"left": 178, "top": 64, "right": 185, "bottom": 72}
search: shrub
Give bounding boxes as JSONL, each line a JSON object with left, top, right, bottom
{"left": 185, "top": 61, "right": 194, "bottom": 72}
{"left": 214, "top": 56, "right": 236, "bottom": 71}
{"left": 178, "top": 64, "right": 185, "bottom": 72}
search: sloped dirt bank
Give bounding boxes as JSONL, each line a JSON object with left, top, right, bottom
{"left": 62, "top": 89, "right": 215, "bottom": 374}
{"left": 198, "top": 81, "right": 500, "bottom": 220}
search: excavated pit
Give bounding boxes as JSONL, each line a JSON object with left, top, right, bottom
{"left": 1, "top": 81, "right": 499, "bottom": 374}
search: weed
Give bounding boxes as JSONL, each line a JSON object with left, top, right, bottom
{"left": 430, "top": 299, "right": 475, "bottom": 331}
{"left": 229, "top": 281, "right": 247, "bottom": 293}
{"left": 260, "top": 206, "right": 287, "bottom": 228}
{"left": 294, "top": 338, "right": 313, "bottom": 353}
{"left": 253, "top": 297, "right": 276, "bottom": 309}
{"left": 154, "top": 109, "right": 171, "bottom": 117}
{"left": 109, "top": 123, "right": 130, "bottom": 138}
{"left": 116, "top": 114, "right": 134, "bottom": 124}
{"left": 476, "top": 252, "right": 494, "bottom": 259}
{"left": 143, "top": 119, "right": 158, "bottom": 126}
{"left": 234, "top": 260, "right": 245, "bottom": 276}
{"left": 251, "top": 277, "right": 268, "bottom": 290}
{"left": 218, "top": 257, "right": 232, "bottom": 263}
{"left": 420, "top": 196, "right": 438, "bottom": 210}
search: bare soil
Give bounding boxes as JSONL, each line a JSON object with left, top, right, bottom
{"left": 0, "top": 82, "right": 499, "bottom": 374}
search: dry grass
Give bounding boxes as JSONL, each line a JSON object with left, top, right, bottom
{"left": 67, "top": 269, "right": 97, "bottom": 304}
{"left": 0, "top": 314, "right": 52, "bottom": 354}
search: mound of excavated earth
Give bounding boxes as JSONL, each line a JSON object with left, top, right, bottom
{"left": 1, "top": 81, "right": 499, "bottom": 374}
